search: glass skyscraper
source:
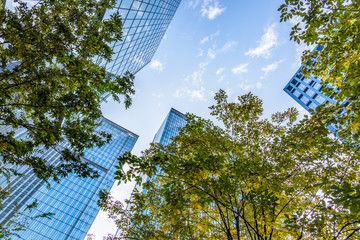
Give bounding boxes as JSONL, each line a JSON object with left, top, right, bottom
{"left": 153, "top": 108, "right": 186, "bottom": 146}
{"left": 283, "top": 66, "right": 332, "bottom": 110}
{"left": 283, "top": 59, "right": 338, "bottom": 132}
{"left": 116, "top": 108, "right": 186, "bottom": 237}
{"left": 0, "top": 118, "right": 138, "bottom": 240}
{"left": 1, "top": 0, "right": 182, "bottom": 238}
{"left": 98, "top": 0, "right": 182, "bottom": 76}
{"left": 3, "top": 0, "right": 182, "bottom": 77}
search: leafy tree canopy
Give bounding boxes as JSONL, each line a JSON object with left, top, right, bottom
{"left": 0, "top": 0, "right": 134, "bottom": 182}
{"left": 103, "top": 90, "right": 359, "bottom": 239}
{"left": 279, "top": 0, "right": 360, "bottom": 143}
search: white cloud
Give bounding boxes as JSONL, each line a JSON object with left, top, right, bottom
{"left": 232, "top": 63, "right": 249, "bottom": 75}
{"left": 175, "top": 62, "right": 210, "bottom": 102}
{"left": 152, "top": 93, "right": 163, "bottom": 98}
{"left": 201, "top": 37, "right": 209, "bottom": 45}
{"left": 220, "top": 41, "right": 237, "bottom": 52}
{"left": 198, "top": 48, "right": 204, "bottom": 57}
{"left": 245, "top": 23, "right": 279, "bottom": 58}
{"left": 238, "top": 82, "right": 253, "bottom": 91}
{"left": 207, "top": 48, "right": 216, "bottom": 59}
{"left": 188, "top": 0, "right": 201, "bottom": 9}
{"left": 174, "top": 87, "right": 207, "bottom": 102}
{"left": 201, "top": 0, "right": 226, "bottom": 20}
{"left": 207, "top": 40, "right": 237, "bottom": 59}
{"left": 216, "top": 67, "right": 224, "bottom": 75}
{"left": 260, "top": 59, "right": 284, "bottom": 79}
{"left": 184, "top": 62, "right": 208, "bottom": 86}
{"left": 149, "top": 59, "right": 164, "bottom": 72}
{"left": 256, "top": 82, "right": 263, "bottom": 88}
{"left": 200, "top": 31, "right": 220, "bottom": 44}
{"left": 237, "top": 79, "right": 263, "bottom": 91}
{"left": 188, "top": 0, "right": 226, "bottom": 20}
{"left": 217, "top": 75, "right": 225, "bottom": 82}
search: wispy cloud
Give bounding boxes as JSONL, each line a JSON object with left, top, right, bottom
{"left": 174, "top": 87, "right": 207, "bottom": 101}
{"left": 220, "top": 41, "right": 237, "bottom": 52}
{"left": 174, "top": 62, "right": 209, "bottom": 101}
{"left": 245, "top": 23, "right": 279, "bottom": 58}
{"left": 201, "top": 0, "right": 226, "bottom": 20}
{"left": 207, "top": 47, "right": 217, "bottom": 59}
{"left": 200, "top": 31, "right": 220, "bottom": 44}
{"left": 238, "top": 80, "right": 263, "bottom": 91}
{"left": 184, "top": 62, "right": 208, "bottom": 86}
{"left": 216, "top": 67, "right": 224, "bottom": 75}
{"left": 198, "top": 48, "right": 204, "bottom": 57}
{"left": 150, "top": 59, "right": 165, "bottom": 71}
{"left": 152, "top": 93, "right": 163, "bottom": 98}
{"left": 207, "top": 41, "right": 237, "bottom": 59}
{"left": 260, "top": 59, "right": 284, "bottom": 79}
{"left": 238, "top": 82, "right": 253, "bottom": 91}
{"left": 187, "top": 0, "right": 201, "bottom": 9}
{"left": 232, "top": 63, "right": 249, "bottom": 75}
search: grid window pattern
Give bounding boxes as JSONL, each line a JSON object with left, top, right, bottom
{"left": 153, "top": 108, "right": 186, "bottom": 146}
{"left": 0, "top": 118, "right": 138, "bottom": 240}
{"left": 283, "top": 64, "right": 348, "bottom": 134}
{"left": 116, "top": 108, "right": 186, "bottom": 237}
{"left": 283, "top": 66, "right": 335, "bottom": 112}
{"left": 97, "top": 0, "right": 182, "bottom": 77}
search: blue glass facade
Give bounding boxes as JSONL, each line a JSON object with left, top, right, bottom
{"left": 3, "top": 0, "right": 181, "bottom": 77}
{"left": 115, "top": 108, "right": 186, "bottom": 237}
{"left": 283, "top": 66, "right": 332, "bottom": 110}
{"left": 153, "top": 108, "right": 186, "bottom": 145}
{"left": 283, "top": 66, "right": 337, "bottom": 132}
{"left": 0, "top": 118, "right": 138, "bottom": 240}
{"left": 97, "top": 0, "right": 182, "bottom": 76}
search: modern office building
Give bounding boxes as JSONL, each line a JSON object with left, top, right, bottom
{"left": 1, "top": 0, "right": 182, "bottom": 238}
{"left": 3, "top": 0, "right": 182, "bottom": 77}
{"left": 283, "top": 66, "right": 331, "bottom": 110}
{"left": 283, "top": 61, "right": 337, "bottom": 132}
{"left": 152, "top": 108, "right": 186, "bottom": 146}
{"left": 0, "top": 118, "right": 138, "bottom": 240}
{"left": 97, "top": 0, "right": 182, "bottom": 77}
{"left": 116, "top": 108, "right": 186, "bottom": 237}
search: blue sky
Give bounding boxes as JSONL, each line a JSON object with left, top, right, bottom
{"left": 90, "top": 0, "right": 311, "bottom": 237}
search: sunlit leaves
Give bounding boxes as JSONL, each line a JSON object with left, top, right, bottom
{"left": 0, "top": 0, "right": 135, "bottom": 182}
{"left": 279, "top": 0, "right": 360, "bottom": 143}
{"left": 107, "top": 90, "right": 357, "bottom": 239}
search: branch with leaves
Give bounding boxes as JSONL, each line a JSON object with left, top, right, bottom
{"left": 279, "top": 0, "right": 360, "bottom": 143}
{"left": 100, "top": 90, "right": 357, "bottom": 239}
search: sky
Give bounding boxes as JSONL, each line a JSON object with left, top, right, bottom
{"left": 89, "top": 0, "right": 311, "bottom": 238}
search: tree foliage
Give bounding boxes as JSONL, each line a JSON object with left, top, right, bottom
{"left": 279, "top": 0, "right": 360, "bottom": 143}
{"left": 0, "top": 0, "right": 134, "bottom": 182}
{"left": 105, "top": 90, "right": 359, "bottom": 239}
{"left": 0, "top": 188, "right": 54, "bottom": 240}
